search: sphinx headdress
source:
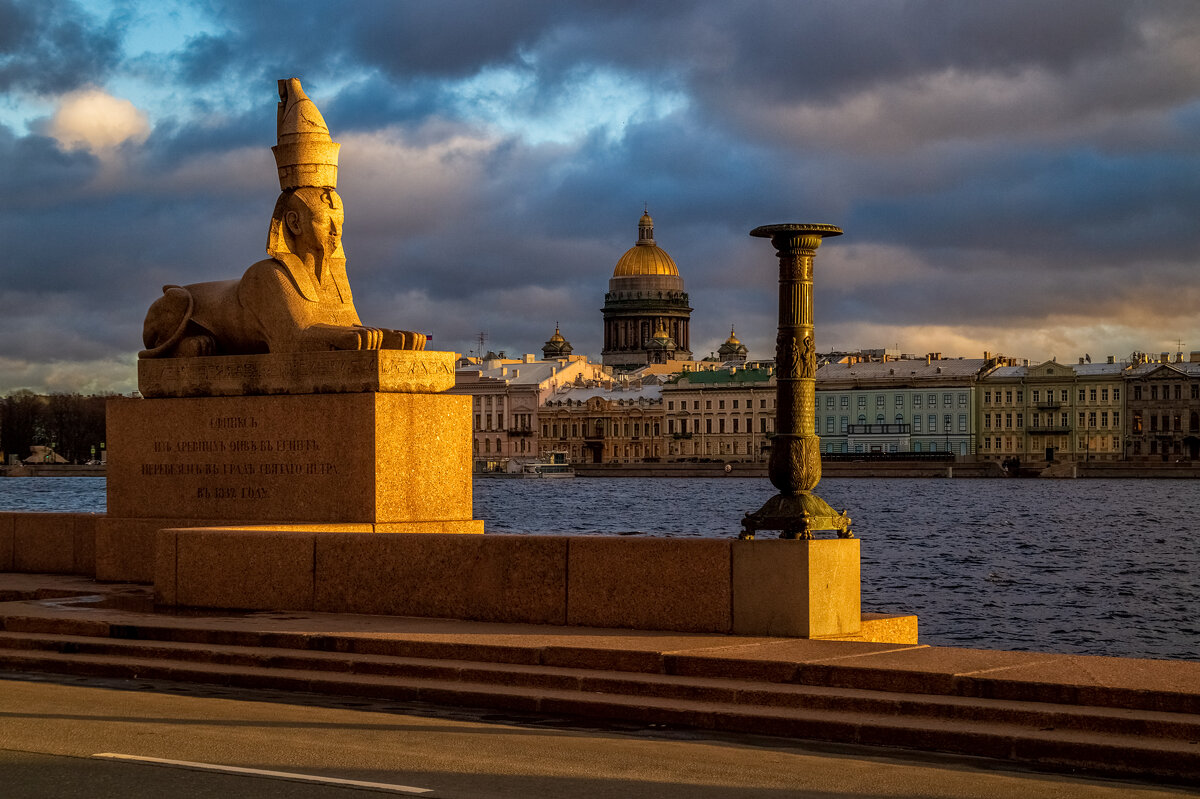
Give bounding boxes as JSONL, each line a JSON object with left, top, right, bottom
{"left": 272, "top": 78, "right": 340, "bottom": 190}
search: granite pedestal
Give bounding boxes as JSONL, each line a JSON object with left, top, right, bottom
{"left": 99, "top": 351, "right": 480, "bottom": 582}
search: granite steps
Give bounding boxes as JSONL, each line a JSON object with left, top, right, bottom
{"left": 0, "top": 582, "right": 1198, "bottom": 782}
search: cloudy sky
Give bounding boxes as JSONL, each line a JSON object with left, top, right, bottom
{"left": 1, "top": 0, "right": 1198, "bottom": 394}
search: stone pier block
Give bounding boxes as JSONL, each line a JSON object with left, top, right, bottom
{"left": 0, "top": 514, "right": 14, "bottom": 571}
{"left": 314, "top": 534, "right": 567, "bottom": 623}
{"left": 170, "top": 527, "right": 317, "bottom": 610}
{"left": 732, "top": 538, "right": 861, "bottom": 637}
{"left": 567, "top": 538, "right": 732, "bottom": 633}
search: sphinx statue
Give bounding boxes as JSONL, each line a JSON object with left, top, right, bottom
{"left": 140, "top": 78, "right": 425, "bottom": 358}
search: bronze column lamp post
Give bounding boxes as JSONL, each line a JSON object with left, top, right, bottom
{"left": 741, "top": 224, "right": 852, "bottom": 540}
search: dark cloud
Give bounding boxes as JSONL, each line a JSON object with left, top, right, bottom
{"left": 3, "top": 0, "right": 1200, "bottom": 392}
{"left": 0, "top": 0, "right": 123, "bottom": 94}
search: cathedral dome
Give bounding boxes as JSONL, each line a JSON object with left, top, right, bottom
{"left": 612, "top": 211, "right": 679, "bottom": 277}
{"left": 541, "top": 324, "right": 573, "bottom": 359}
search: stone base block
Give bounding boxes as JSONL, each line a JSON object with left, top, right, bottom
{"left": 824, "top": 613, "right": 919, "bottom": 645}
{"left": 106, "top": 391, "right": 474, "bottom": 525}
{"left": 106, "top": 517, "right": 481, "bottom": 584}
{"left": 731, "top": 538, "right": 861, "bottom": 637}
{"left": 138, "top": 350, "right": 456, "bottom": 398}
{"left": 315, "top": 533, "right": 566, "bottom": 623}
{"left": 0, "top": 515, "right": 12, "bottom": 571}
{"left": 0, "top": 512, "right": 98, "bottom": 575}
{"left": 567, "top": 538, "right": 732, "bottom": 633}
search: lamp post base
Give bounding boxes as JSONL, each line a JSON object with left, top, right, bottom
{"left": 740, "top": 491, "right": 853, "bottom": 540}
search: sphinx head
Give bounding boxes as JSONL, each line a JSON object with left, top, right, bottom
{"left": 267, "top": 186, "right": 345, "bottom": 264}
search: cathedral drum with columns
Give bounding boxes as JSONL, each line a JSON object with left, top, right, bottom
{"left": 601, "top": 211, "right": 693, "bottom": 369}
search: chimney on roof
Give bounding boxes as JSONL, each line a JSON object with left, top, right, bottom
{"left": 1162, "top": 352, "right": 1170, "bottom": 363}
{"left": 926, "top": 354, "right": 931, "bottom": 366}
{"left": 1107, "top": 356, "right": 1116, "bottom": 364}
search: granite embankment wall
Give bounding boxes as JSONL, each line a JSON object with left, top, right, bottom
{"left": 574, "top": 460, "right": 1004, "bottom": 478}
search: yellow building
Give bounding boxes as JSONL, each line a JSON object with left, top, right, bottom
{"left": 540, "top": 384, "right": 665, "bottom": 464}
{"left": 450, "top": 342, "right": 608, "bottom": 472}
{"left": 978, "top": 359, "right": 1126, "bottom": 463}
{"left": 660, "top": 367, "right": 776, "bottom": 461}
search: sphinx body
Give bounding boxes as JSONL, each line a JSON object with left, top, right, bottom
{"left": 139, "top": 79, "right": 424, "bottom": 359}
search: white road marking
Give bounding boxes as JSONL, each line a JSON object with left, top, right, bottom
{"left": 92, "top": 753, "right": 433, "bottom": 794}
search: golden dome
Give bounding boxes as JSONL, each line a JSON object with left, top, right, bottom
{"left": 612, "top": 210, "right": 679, "bottom": 277}
{"left": 725, "top": 326, "right": 741, "bottom": 345}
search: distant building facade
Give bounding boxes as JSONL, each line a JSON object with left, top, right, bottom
{"left": 661, "top": 367, "right": 776, "bottom": 461}
{"left": 1125, "top": 361, "right": 1200, "bottom": 461}
{"left": 449, "top": 335, "right": 608, "bottom": 472}
{"left": 541, "top": 384, "right": 665, "bottom": 464}
{"left": 978, "top": 359, "right": 1126, "bottom": 463}
{"left": 815, "top": 357, "right": 999, "bottom": 456}
{"left": 601, "top": 211, "right": 692, "bottom": 369}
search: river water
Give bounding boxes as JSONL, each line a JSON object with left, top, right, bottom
{"left": 2, "top": 476, "right": 1197, "bottom": 661}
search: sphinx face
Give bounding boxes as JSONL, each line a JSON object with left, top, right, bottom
{"left": 304, "top": 189, "right": 343, "bottom": 259}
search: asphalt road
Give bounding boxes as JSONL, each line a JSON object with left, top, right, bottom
{"left": 0, "top": 673, "right": 1196, "bottom": 799}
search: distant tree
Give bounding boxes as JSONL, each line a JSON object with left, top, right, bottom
{"left": 1, "top": 390, "right": 47, "bottom": 463}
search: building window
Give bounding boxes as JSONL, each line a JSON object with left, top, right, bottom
{"left": 668, "top": 420, "right": 675, "bottom": 435}
{"left": 668, "top": 401, "right": 674, "bottom": 410}
{"left": 1005, "top": 391, "right": 1012, "bottom": 404}
{"left": 706, "top": 419, "right": 712, "bottom": 434}
{"left": 1060, "top": 390, "right": 1069, "bottom": 403}
{"left": 840, "top": 396, "right": 849, "bottom": 408}
{"left": 914, "top": 395, "right": 923, "bottom": 407}
{"left": 1113, "top": 388, "right": 1120, "bottom": 401}
{"left": 958, "top": 393, "right": 968, "bottom": 407}
{"left": 840, "top": 416, "right": 848, "bottom": 433}
{"left": 914, "top": 416, "right": 922, "bottom": 433}
{"left": 719, "top": 400, "right": 725, "bottom": 410}
{"left": 1100, "top": 411, "right": 1108, "bottom": 428}
{"left": 928, "top": 414, "right": 936, "bottom": 432}
{"left": 958, "top": 414, "right": 967, "bottom": 432}
{"left": 1151, "top": 385, "right": 1158, "bottom": 400}
{"left": 1088, "top": 412, "right": 1097, "bottom": 428}
{"left": 1005, "top": 413, "right": 1012, "bottom": 429}
{"left": 895, "top": 394, "right": 903, "bottom": 407}
{"left": 1079, "top": 389, "right": 1086, "bottom": 402}
{"left": 732, "top": 399, "right": 739, "bottom": 409}
{"left": 719, "top": 419, "right": 726, "bottom": 433}
{"left": 706, "top": 400, "right": 712, "bottom": 410}
{"left": 875, "top": 395, "right": 885, "bottom": 408}
{"left": 732, "top": 418, "right": 739, "bottom": 433}
{"left": 1015, "top": 413, "right": 1022, "bottom": 429}
{"left": 1031, "top": 390, "right": 1039, "bottom": 403}
{"left": 984, "top": 415, "right": 991, "bottom": 429}
{"left": 858, "top": 395, "right": 867, "bottom": 408}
